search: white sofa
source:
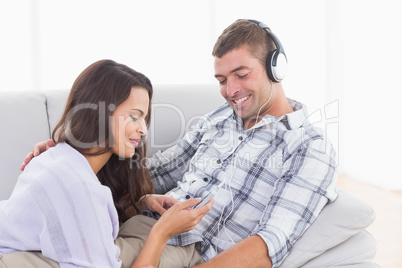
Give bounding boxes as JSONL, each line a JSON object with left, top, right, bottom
{"left": 0, "top": 85, "right": 379, "bottom": 267}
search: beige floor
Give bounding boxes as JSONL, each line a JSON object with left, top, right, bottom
{"left": 336, "top": 175, "right": 402, "bottom": 268}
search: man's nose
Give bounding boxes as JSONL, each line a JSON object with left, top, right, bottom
{"left": 226, "top": 79, "right": 240, "bottom": 97}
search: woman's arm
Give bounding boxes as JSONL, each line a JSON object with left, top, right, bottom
{"left": 131, "top": 198, "right": 213, "bottom": 268}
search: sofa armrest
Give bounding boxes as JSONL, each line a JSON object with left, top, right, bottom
{"left": 301, "top": 230, "right": 378, "bottom": 268}
{"left": 278, "top": 189, "right": 376, "bottom": 268}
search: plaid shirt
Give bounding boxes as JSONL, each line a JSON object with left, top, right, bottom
{"left": 149, "top": 99, "right": 337, "bottom": 267}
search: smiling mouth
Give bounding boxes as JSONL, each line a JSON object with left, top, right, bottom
{"left": 233, "top": 95, "right": 250, "bottom": 105}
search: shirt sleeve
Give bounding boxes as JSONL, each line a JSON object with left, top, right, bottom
{"left": 149, "top": 118, "right": 207, "bottom": 195}
{"left": 252, "top": 137, "right": 338, "bottom": 267}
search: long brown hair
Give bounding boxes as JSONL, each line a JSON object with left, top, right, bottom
{"left": 52, "top": 59, "right": 154, "bottom": 224}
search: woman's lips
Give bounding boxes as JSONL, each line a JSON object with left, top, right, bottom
{"left": 129, "top": 139, "right": 140, "bottom": 146}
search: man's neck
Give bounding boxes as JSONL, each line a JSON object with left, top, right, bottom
{"left": 243, "top": 87, "right": 294, "bottom": 130}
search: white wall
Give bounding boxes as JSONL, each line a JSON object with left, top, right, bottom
{"left": 327, "top": 0, "right": 402, "bottom": 190}
{"left": 0, "top": 0, "right": 401, "bottom": 190}
{"left": 0, "top": 1, "right": 36, "bottom": 91}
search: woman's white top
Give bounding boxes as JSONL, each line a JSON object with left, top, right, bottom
{"left": 0, "top": 142, "right": 122, "bottom": 268}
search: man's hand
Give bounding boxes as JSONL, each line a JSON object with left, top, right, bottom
{"left": 20, "top": 139, "right": 56, "bottom": 171}
{"left": 137, "top": 194, "right": 180, "bottom": 216}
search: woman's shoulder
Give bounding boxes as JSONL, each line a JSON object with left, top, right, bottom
{"left": 21, "top": 142, "right": 95, "bottom": 187}
{"left": 13, "top": 143, "right": 112, "bottom": 210}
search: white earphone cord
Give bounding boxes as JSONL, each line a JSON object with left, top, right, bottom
{"left": 255, "top": 79, "right": 274, "bottom": 127}
{"left": 251, "top": 79, "right": 273, "bottom": 138}
{"left": 216, "top": 80, "right": 274, "bottom": 250}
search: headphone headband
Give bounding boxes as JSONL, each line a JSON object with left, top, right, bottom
{"left": 247, "top": 20, "right": 285, "bottom": 55}
{"left": 243, "top": 19, "right": 288, "bottom": 82}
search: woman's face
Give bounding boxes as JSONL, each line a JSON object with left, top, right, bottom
{"left": 110, "top": 86, "right": 149, "bottom": 158}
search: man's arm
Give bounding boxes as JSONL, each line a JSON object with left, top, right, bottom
{"left": 194, "top": 235, "right": 272, "bottom": 268}
{"left": 20, "top": 139, "right": 55, "bottom": 171}
{"left": 149, "top": 118, "right": 207, "bottom": 195}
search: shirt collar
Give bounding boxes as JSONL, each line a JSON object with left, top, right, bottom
{"left": 280, "top": 98, "right": 308, "bottom": 129}
{"left": 231, "top": 98, "right": 308, "bottom": 131}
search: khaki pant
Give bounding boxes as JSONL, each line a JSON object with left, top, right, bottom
{"left": 0, "top": 215, "right": 204, "bottom": 268}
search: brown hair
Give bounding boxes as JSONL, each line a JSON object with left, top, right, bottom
{"left": 52, "top": 59, "right": 154, "bottom": 224}
{"left": 212, "top": 19, "right": 276, "bottom": 68}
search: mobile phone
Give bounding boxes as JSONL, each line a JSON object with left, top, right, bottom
{"left": 192, "top": 185, "right": 219, "bottom": 209}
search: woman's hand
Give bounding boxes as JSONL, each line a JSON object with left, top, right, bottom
{"left": 131, "top": 198, "right": 213, "bottom": 268}
{"left": 20, "top": 139, "right": 55, "bottom": 171}
{"left": 138, "top": 194, "right": 179, "bottom": 215}
{"left": 152, "top": 197, "right": 214, "bottom": 240}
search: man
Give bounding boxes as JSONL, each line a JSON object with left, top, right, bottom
{"left": 22, "top": 19, "right": 337, "bottom": 267}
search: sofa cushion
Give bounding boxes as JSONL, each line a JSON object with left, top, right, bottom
{"left": 0, "top": 91, "right": 50, "bottom": 200}
{"left": 278, "top": 189, "right": 376, "bottom": 267}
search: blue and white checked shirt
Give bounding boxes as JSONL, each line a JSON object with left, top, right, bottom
{"left": 149, "top": 99, "right": 337, "bottom": 267}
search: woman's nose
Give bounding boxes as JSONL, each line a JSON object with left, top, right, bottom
{"left": 138, "top": 119, "right": 148, "bottom": 136}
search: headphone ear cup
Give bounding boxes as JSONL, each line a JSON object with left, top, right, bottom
{"left": 266, "top": 50, "right": 288, "bottom": 83}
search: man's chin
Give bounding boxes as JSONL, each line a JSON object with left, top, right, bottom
{"left": 233, "top": 110, "right": 248, "bottom": 123}
{"left": 236, "top": 111, "right": 259, "bottom": 127}
{"left": 233, "top": 107, "right": 243, "bottom": 118}
{"left": 231, "top": 105, "right": 255, "bottom": 121}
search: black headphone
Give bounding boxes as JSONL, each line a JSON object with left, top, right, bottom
{"left": 246, "top": 19, "right": 288, "bottom": 83}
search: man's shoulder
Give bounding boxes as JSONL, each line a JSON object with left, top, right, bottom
{"left": 207, "top": 102, "right": 232, "bottom": 118}
{"left": 194, "top": 103, "right": 233, "bottom": 129}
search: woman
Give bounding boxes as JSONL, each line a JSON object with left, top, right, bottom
{"left": 0, "top": 60, "right": 211, "bottom": 268}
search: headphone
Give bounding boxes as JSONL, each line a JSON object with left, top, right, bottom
{"left": 246, "top": 19, "right": 288, "bottom": 83}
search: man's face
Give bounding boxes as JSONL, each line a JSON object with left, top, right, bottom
{"left": 214, "top": 45, "right": 272, "bottom": 128}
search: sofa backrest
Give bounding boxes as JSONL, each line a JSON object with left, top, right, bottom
{"left": 0, "top": 91, "right": 52, "bottom": 200}
{"left": 148, "top": 84, "right": 224, "bottom": 155}
{"left": 0, "top": 84, "right": 223, "bottom": 200}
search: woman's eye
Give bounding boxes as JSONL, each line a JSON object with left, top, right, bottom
{"left": 130, "top": 115, "right": 139, "bottom": 122}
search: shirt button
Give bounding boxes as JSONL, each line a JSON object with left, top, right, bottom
{"left": 216, "top": 159, "right": 221, "bottom": 164}
{"left": 203, "top": 177, "right": 208, "bottom": 182}
{"left": 185, "top": 195, "right": 191, "bottom": 199}
{"left": 238, "top": 136, "right": 243, "bottom": 141}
